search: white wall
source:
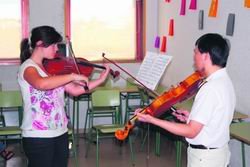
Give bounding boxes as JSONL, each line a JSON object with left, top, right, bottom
{"left": 155, "top": 0, "right": 250, "bottom": 166}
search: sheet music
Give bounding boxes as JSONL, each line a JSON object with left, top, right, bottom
{"left": 136, "top": 52, "right": 172, "bottom": 90}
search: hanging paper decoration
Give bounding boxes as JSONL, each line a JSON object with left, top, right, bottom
{"left": 165, "top": 0, "right": 171, "bottom": 2}
{"left": 208, "top": 0, "right": 218, "bottom": 17}
{"left": 189, "top": 0, "right": 197, "bottom": 10}
{"left": 180, "top": 0, "right": 186, "bottom": 15}
{"left": 160, "top": 36, "right": 167, "bottom": 53}
{"left": 226, "top": 13, "right": 235, "bottom": 36}
{"left": 154, "top": 36, "right": 160, "bottom": 48}
{"left": 245, "top": 0, "right": 250, "bottom": 8}
{"left": 168, "top": 19, "right": 174, "bottom": 36}
{"left": 198, "top": 10, "right": 204, "bottom": 30}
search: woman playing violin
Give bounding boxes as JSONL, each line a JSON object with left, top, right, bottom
{"left": 136, "top": 33, "right": 236, "bottom": 167}
{"left": 17, "top": 25, "right": 110, "bottom": 167}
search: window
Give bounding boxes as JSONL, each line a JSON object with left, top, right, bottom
{"left": 66, "top": 0, "right": 143, "bottom": 62}
{"left": 0, "top": 0, "right": 29, "bottom": 64}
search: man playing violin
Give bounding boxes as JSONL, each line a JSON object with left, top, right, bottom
{"left": 136, "top": 33, "right": 236, "bottom": 167}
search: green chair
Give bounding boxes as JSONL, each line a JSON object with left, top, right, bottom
{"left": 0, "top": 90, "right": 23, "bottom": 146}
{"left": 73, "top": 76, "right": 113, "bottom": 139}
{"left": 124, "top": 78, "right": 150, "bottom": 124}
{"left": 0, "top": 90, "right": 23, "bottom": 126}
{"left": 85, "top": 89, "right": 134, "bottom": 167}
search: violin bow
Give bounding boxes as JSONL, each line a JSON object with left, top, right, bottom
{"left": 102, "top": 54, "right": 159, "bottom": 96}
{"left": 66, "top": 37, "right": 89, "bottom": 91}
{"left": 102, "top": 54, "right": 177, "bottom": 112}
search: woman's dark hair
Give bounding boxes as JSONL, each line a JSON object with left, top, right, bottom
{"left": 195, "top": 33, "right": 230, "bottom": 68}
{"left": 20, "top": 25, "right": 62, "bottom": 63}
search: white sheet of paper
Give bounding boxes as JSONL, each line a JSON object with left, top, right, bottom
{"left": 136, "top": 52, "right": 172, "bottom": 90}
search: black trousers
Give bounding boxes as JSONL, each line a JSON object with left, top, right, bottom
{"left": 23, "top": 132, "right": 69, "bottom": 167}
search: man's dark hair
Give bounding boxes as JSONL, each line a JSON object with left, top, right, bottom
{"left": 195, "top": 33, "right": 230, "bottom": 67}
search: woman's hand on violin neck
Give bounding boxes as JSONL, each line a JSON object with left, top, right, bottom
{"left": 99, "top": 64, "right": 110, "bottom": 80}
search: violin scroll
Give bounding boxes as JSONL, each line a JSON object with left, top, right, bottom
{"left": 115, "top": 122, "right": 133, "bottom": 140}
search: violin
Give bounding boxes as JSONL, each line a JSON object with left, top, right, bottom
{"left": 114, "top": 71, "right": 205, "bottom": 141}
{"left": 43, "top": 55, "right": 120, "bottom": 79}
{"left": 43, "top": 36, "right": 119, "bottom": 84}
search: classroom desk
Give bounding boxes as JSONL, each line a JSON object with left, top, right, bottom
{"left": 174, "top": 98, "right": 194, "bottom": 111}
{"left": 115, "top": 86, "right": 139, "bottom": 94}
{"left": 94, "top": 85, "right": 139, "bottom": 94}
{"left": 233, "top": 112, "right": 249, "bottom": 121}
{"left": 174, "top": 99, "right": 248, "bottom": 122}
{"left": 72, "top": 93, "right": 91, "bottom": 141}
{"left": 230, "top": 122, "right": 250, "bottom": 167}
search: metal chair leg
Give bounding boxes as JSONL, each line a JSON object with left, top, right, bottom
{"left": 175, "top": 140, "right": 182, "bottom": 167}
{"left": 241, "top": 142, "right": 246, "bottom": 167}
{"left": 155, "top": 131, "right": 161, "bottom": 156}
{"left": 129, "top": 136, "right": 135, "bottom": 166}
{"left": 71, "top": 132, "right": 78, "bottom": 167}
{"left": 96, "top": 131, "right": 99, "bottom": 167}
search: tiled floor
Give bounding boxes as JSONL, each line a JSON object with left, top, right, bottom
{"left": 1, "top": 131, "right": 187, "bottom": 167}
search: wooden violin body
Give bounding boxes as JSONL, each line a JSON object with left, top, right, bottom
{"left": 115, "top": 71, "right": 204, "bottom": 141}
{"left": 43, "top": 56, "right": 120, "bottom": 78}
{"left": 43, "top": 56, "right": 94, "bottom": 77}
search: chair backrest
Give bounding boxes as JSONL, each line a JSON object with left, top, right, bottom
{"left": 91, "top": 89, "right": 120, "bottom": 107}
{"left": 90, "top": 89, "right": 121, "bottom": 124}
{"left": 0, "top": 90, "right": 23, "bottom": 126}
{"left": 0, "top": 90, "right": 23, "bottom": 108}
{"left": 94, "top": 75, "right": 113, "bottom": 90}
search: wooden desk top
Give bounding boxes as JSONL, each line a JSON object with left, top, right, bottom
{"left": 233, "top": 112, "right": 249, "bottom": 120}
{"left": 117, "top": 86, "right": 139, "bottom": 93}
{"left": 172, "top": 101, "right": 248, "bottom": 122}
{"left": 230, "top": 122, "right": 250, "bottom": 145}
{"left": 93, "top": 85, "right": 139, "bottom": 93}
{"left": 174, "top": 98, "right": 194, "bottom": 111}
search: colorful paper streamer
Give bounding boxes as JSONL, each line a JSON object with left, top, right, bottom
{"left": 180, "top": 0, "right": 186, "bottom": 16}
{"left": 160, "top": 36, "right": 167, "bottom": 53}
{"left": 189, "top": 0, "right": 197, "bottom": 10}
{"left": 168, "top": 19, "right": 174, "bottom": 36}
{"left": 154, "top": 36, "right": 160, "bottom": 48}
{"left": 208, "top": 0, "right": 218, "bottom": 17}
{"left": 245, "top": 0, "right": 250, "bottom": 8}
